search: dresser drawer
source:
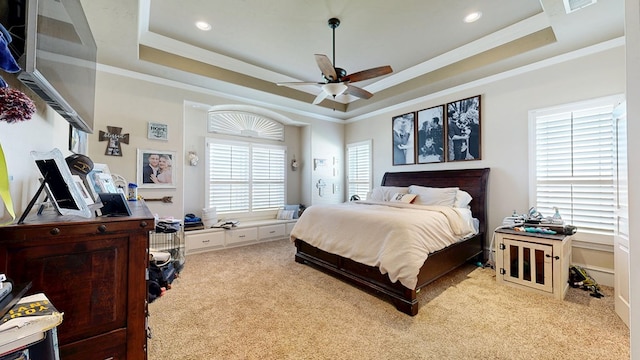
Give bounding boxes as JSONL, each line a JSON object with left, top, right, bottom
{"left": 259, "top": 224, "right": 286, "bottom": 241}
{"left": 226, "top": 227, "right": 258, "bottom": 245}
{"left": 186, "top": 230, "right": 225, "bottom": 254}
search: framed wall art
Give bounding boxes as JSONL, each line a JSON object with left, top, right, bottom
{"left": 137, "top": 149, "right": 176, "bottom": 188}
{"left": 391, "top": 112, "right": 415, "bottom": 165}
{"left": 446, "top": 95, "right": 481, "bottom": 161}
{"left": 416, "top": 105, "right": 445, "bottom": 164}
{"left": 148, "top": 122, "right": 168, "bottom": 141}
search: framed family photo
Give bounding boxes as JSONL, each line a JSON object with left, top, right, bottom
{"left": 137, "top": 149, "right": 176, "bottom": 188}
{"left": 148, "top": 122, "right": 168, "bottom": 141}
{"left": 446, "top": 95, "right": 481, "bottom": 161}
{"left": 416, "top": 105, "right": 445, "bottom": 164}
{"left": 391, "top": 112, "right": 415, "bottom": 165}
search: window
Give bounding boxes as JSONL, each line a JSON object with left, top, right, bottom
{"left": 347, "top": 140, "right": 372, "bottom": 200}
{"left": 530, "top": 95, "right": 623, "bottom": 244}
{"left": 206, "top": 138, "right": 286, "bottom": 215}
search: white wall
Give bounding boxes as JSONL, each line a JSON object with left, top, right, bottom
{"left": 89, "top": 68, "right": 344, "bottom": 220}
{"left": 624, "top": 0, "right": 640, "bottom": 356}
{"left": 0, "top": 76, "right": 73, "bottom": 222}
{"left": 345, "top": 44, "right": 625, "bottom": 283}
{"left": 181, "top": 105, "right": 304, "bottom": 220}
{"left": 347, "top": 45, "right": 624, "bottom": 232}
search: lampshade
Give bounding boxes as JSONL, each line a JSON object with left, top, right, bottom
{"left": 321, "top": 82, "right": 348, "bottom": 97}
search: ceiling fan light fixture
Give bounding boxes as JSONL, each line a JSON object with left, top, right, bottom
{"left": 322, "top": 83, "right": 348, "bottom": 97}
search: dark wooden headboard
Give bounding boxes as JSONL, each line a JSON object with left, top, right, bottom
{"left": 381, "top": 168, "right": 490, "bottom": 235}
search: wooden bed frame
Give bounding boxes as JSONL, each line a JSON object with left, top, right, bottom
{"left": 294, "top": 168, "right": 490, "bottom": 316}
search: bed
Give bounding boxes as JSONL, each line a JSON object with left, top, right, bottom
{"left": 292, "top": 168, "right": 490, "bottom": 316}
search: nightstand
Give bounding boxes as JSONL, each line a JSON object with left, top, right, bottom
{"left": 495, "top": 228, "right": 572, "bottom": 300}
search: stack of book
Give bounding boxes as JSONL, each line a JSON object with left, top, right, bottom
{"left": 0, "top": 289, "right": 63, "bottom": 357}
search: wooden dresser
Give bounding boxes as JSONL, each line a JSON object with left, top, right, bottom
{"left": 0, "top": 201, "right": 153, "bottom": 360}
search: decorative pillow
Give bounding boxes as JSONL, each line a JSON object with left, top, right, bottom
{"left": 454, "top": 190, "right": 473, "bottom": 208}
{"left": 408, "top": 185, "right": 459, "bottom": 206}
{"left": 389, "top": 193, "right": 417, "bottom": 203}
{"left": 368, "top": 186, "right": 409, "bottom": 201}
{"left": 277, "top": 209, "right": 295, "bottom": 220}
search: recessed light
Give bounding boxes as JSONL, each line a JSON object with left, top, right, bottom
{"left": 464, "top": 11, "right": 482, "bottom": 23}
{"left": 196, "top": 21, "right": 212, "bottom": 31}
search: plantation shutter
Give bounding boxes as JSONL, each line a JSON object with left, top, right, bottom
{"left": 207, "top": 139, "right": 286, "bottom": 214}
{"left": 534, "top": 103, "right": 615, "bottom": 236}
{"left": 252, "top": 146, "right": 285, "bottom": 210}
{"left": 347, "top": 140, "right": 372, "bottom": 200}
{"left": 207, "top": 141, "right": 250, "bottom": 212}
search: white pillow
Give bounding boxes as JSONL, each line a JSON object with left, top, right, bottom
{"left": 408, "top": 185, "right": 459, "bottom": 206}
{"left": 454, "top": 190, "right": 473, "bottom": 208}
{"left": 389, "top": 193, "right": 417, "bottom": 203}
{"left": 368, "top": 186, "right": 409, "bottom": 201}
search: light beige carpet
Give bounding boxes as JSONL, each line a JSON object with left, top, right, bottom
{"left": 148, "top": 239, "right": 629, "bottom": 360}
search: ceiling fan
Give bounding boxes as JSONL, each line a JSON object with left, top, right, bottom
{"left": 277, "top": 18, "right": 393, "bottom": 105}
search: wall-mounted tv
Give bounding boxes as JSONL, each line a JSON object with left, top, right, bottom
{"left": 3, "top": 0, "right": 97, "bottom": 133}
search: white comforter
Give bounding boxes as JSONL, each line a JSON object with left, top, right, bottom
{"left": 290, "top": 201, "right": 477, "bottom": 290}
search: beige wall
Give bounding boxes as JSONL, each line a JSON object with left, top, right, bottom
{"left": 345, "top": 45, "right": 626, "bottom": 285}
{"left": 87, "top": 68, "right": 345, "bottom": 220}
{"left": 0, "top": 76, "right": 72, "bottom": 222}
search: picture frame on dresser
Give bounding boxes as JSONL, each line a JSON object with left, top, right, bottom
{"left": 20, "top": 148, "right": 93, "bottom": 222}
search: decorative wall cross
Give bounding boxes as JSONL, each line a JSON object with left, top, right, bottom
{"left": 99, "top": 126, "right": 130, "bottom": 156}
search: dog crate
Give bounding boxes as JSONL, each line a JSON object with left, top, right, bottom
{"left": 495, "top": 229, "right": 572, "bottom": 300}
{"left": 149, "top": 226, "right": 185, "bottom": 273}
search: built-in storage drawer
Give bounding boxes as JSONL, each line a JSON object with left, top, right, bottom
{"left": 226, "top": 227, "right": 258, "bottom": 246}
{"left": 185, "top": 230, "right": 225, "bottom": 254}
{"left": 258, "top": 224, "right": 286, "bottom": 241}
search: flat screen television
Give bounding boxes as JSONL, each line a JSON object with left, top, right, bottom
{"left": 3, "top": 0, "right": 97, "bottom": 133}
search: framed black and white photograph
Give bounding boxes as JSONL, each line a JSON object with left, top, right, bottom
{"left": 392, "top": 112, "right": 415, "bottom": 165}
{"left": 416, "top": 105, "right": 445, "bottom": 164}
{"left": 148, "top": 122, "right": 168, "bottom": 141}
{"left": 446, "top": 95, "right": 481, "bottom": 161}
{"left": 137, "top": 149, "right": 176, "bottom": 188}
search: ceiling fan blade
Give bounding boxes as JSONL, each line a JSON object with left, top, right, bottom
{"left": 344, "top": 65, "right": 393, "bottom": 83}
{"left": 277, "top": 81, "right": 323, "bottom": 86}
{"left": 312, "top": 90, "right": 329, "bottom": 105}
{"left": 345, "top": 84, "right": 373, "bottom": 100}
{"left": 314, "top": 54, "right": 338, "bottom": 81}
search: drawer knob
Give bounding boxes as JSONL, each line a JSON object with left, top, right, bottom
{"left": 140, "top": 221, "right": 148, "bottom": 228}
{"left": 50, "top": 227, "right": 60, "bottom": 235}
{"left": 545, "top": 254, "right": 560, "bottom": 260}
{"left": 98, "top": 224, "right": 107, "bottom": 233}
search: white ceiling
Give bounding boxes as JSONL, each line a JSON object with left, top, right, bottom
{"left": 80, "top": 0, "right": 624, "bottom": 121}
